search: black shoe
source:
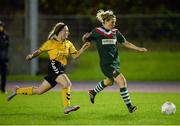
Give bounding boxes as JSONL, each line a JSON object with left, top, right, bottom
{"left": 128, "top": 105, "right": 137, "bottom": 113}
{"left": 88, "top": 90, "right": 96, "bottom": 104}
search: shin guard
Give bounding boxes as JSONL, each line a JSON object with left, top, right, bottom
{"left": 62, "top": 87, "right": 71, "bottom": 107}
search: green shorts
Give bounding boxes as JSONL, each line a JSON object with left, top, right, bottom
{"left": 100, "top": 63, "right": 120, "bottom": 79}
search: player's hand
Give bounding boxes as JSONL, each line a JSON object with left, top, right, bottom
{"left": 82, "top": 42, "right": 91, "bottom": 50}
{"left": 82, "top": 32, "right": 90, "bottom": 42}
{"left": 26, "top": 54, "right": 33, "bottom": 60}
{"left": 138, "top": 47, "right": 148, "bottom": 52}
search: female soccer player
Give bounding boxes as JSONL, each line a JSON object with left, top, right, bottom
{"left": 82, "top": 10, "right": 147, "bottom": 113}
{"left": 7, "top": 22, "right": 90, "bottom": 114}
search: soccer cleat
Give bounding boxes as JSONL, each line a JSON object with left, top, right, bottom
{"left": 7, "top": 86, "right": 19, "bottom": 101}
{"left": 7, "top": 91, "right": 16, "bottom": 101}
{"left": 64, "top": 105, "right": 80, "bottom": 114}
{"left": 128, "top": 105, "right": 137, "bottom": 113}
{"left": 88, "top": 90, "right": 96, "bottom": 104}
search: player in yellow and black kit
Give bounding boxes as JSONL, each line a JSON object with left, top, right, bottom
{"left": 7, "top": 22, "right": 90, "bottom": 114}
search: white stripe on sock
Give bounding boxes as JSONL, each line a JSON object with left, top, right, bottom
{"left": 97, "top": 85, "right": 101, "bottom": 89}
{"left": 124, "top": 97, "right": 130, "bottom": 101}
{"left": 126, "top": 100, "right": 132, "bottom": 104}
{"left": 120, "top": 90, "right": 128, "bottom": 95}
{"left": 122, "top": 94, "right": 129, "bottom": 98}
{"left": 99, "top": 83, "right": 103, "bottom": 88}
{"left": 94, "top": 88, "right": 99, "bottom": 93}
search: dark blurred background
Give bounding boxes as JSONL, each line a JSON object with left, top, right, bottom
{"left": 0, "top": 0, "right": 180, "bottom": 76}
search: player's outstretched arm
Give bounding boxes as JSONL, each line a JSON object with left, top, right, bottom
{"left": 71, "top": 42, "right": 91, "bottom": 59}
{"left": 26, "top": 49, "right": 42, "bottom": 60}
{"left": 82, "top": 32, "right": 91, "bottom": 42}
{"left": 122, "top": 41, "right": 148, "bottom": 52}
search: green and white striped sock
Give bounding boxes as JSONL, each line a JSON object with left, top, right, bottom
{"left": 93, "top": 81, "right": 107, "bottom": 95}
{"left": 120, "top": 87, "right": 132, "bottom": 108}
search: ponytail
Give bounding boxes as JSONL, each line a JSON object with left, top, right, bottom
{"left": 48, "top": 22, "right": 66, "bottom": 40}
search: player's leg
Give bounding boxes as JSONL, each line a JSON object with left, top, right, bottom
{"left": 32, "top": 80, "right": 52, "bottom": 94}
{"left": 56, "top": 74, "right": 71, "bottom": 107}
{"left": 56, "top": 74, "right": 80, "bottom": 114}
{"left": 114, "top": 73, "right": 137, "bottom": 113}
{"left": 88, "top": 78, "right": 114, "bottom": 104}
{"left": 7, "top": 80, "right": 52, "bottom": 101}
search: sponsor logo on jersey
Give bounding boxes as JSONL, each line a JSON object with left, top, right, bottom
{"left": 102, "top": 39, "right": 116, "bottom": 45}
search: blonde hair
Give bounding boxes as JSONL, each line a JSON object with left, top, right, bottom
{"left": 96, "top": 9, "right": 116, "bottom": 23}
{"left": 48, "top": 22, "right": 66, "bottom": 40}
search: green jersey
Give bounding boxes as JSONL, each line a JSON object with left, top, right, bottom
{"left": 87, "top": 26, "right": 126, "bottom": 66}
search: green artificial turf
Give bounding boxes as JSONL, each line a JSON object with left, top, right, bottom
{"left": 0, "top": 92, "right": 179, "bottom": 125}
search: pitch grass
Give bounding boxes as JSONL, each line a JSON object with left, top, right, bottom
{"left": 0, "top": 92, "right": 179, "bottom": 125}
{"left": 69, "top": 51, "right": 180, "bottom": 81}
{"left": 8, "top": 51, "right": 180, "bottom": 81}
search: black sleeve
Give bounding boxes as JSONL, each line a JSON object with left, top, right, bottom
{"left": 86, "top": 29, "right": 96, "bottom": 42}
{"left": 116, "top": 30, "right": 126, "bottom": 44}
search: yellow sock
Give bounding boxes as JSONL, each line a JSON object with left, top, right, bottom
{"left": 16, "top": 87, "right": 33, "bottom": 95}
{"left": 62, "top": 87, "right": 70, "bottom": 107}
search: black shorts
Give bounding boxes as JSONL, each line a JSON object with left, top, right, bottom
{"left": 44, "top": 60, "right": 65, "bottom": 87}
{"left": 100, "top": 63, "right": 120, "bottom": 79}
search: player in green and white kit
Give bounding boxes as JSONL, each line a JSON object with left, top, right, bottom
{"left": 83, "top": 10, "right": 147, "bottom": 113}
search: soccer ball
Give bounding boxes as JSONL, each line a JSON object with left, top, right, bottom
{"left": 161, "top": 102, "right": 176, "bottom": 115}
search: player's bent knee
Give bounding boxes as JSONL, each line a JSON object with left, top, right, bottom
{"left": 107, "top": 82, "right": 114, "bottom": 86}
{"left": 104, "top": 78, "right": 114, "bottom": 86}
{"left": 62, "top": 82, "right": 72, "bottom": 88}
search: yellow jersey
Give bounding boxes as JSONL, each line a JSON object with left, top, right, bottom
{"left": 39, "top": 39, "right": 77, "bottom": 65}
